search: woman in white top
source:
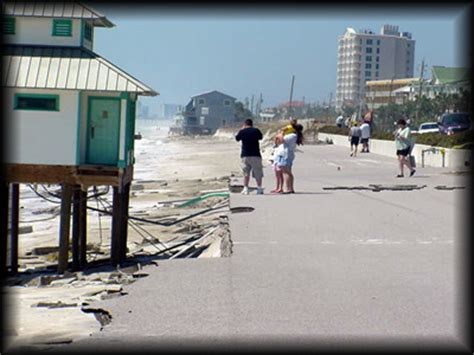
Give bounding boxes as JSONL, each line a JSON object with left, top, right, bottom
{"left": 394, "top": 118, "right": 416, "bottom": 178}
{"left": 279, "top": 124, "right": 304, "bottom": 194}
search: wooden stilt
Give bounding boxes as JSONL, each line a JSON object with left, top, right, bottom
{"left": 78, "top": 188, "right": 88, "bottom": 269}
{"left": 1, "top": 182, "right": 10, "bottom": 277}
{"left": 119, "top": 182, "right": 131, "bottom": 261}
{"left": 71, "top": 186, "right": 81, "bottom": 271}
{"left": 111, "top": 186, "right": 122, "bottom": 266}
{"left": 10, "top": 184, "right": 20, "bottom": 275}
{"left": 58, "top": 184, "right": 73, "bottom": 274}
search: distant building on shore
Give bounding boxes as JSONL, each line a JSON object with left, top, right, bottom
{"left": 365, "top": 77, "right": 421, "bottom": 109}
{"left": 137, "top": 101, "right": 150, "bottom": 119}
{"left": 160, "top": 103, "right": 183, "bottom": 119}
{"left": 278, "top": 101, "right": 307, "bottom": 118}
{"left": 364, "top": 66, "right": 471, "bottom": 109}
{"left": 258, "top": 108, "right": 281, "bottom": 122}
{"left": 336, "top": 24, "right": 415, "bottom": 113}
{"left": 172, "top": 90, "right": 237, "bottom": 135}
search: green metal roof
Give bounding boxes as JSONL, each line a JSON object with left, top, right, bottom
{"left": 431, "top": 66, "right": 471, "bottom": 85}
{"left": 3, "top": 45, "right": 158, "bottom": 96}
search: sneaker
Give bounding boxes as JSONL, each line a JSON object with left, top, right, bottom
{"left": 241, "top": 187, "right": 249, "bottom": 195}
{"left": 256, "top": 187, "right": 264, "bottom": 195}
{"left": 410, "top": 169, "right": 416, "bottom": 177}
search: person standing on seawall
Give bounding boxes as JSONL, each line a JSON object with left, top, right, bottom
{"left": 235, "top": 119, "right": 264, "bottom": 195}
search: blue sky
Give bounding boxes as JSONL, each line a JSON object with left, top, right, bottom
{"left": 91, "top": 4, "right": 470, "bottom": 114}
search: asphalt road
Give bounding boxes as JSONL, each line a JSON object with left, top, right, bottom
{"left": 46, "top": 144, "right": 470, "bottom": 352}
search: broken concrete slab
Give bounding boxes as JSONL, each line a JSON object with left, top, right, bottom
{"left": 434, "top": 185, "right": 466, "bottom": 190}
{"left": 32, "top": 301, "right": 78, "bottom": 308}
{"left": 19, "top": 226, "right": 33, "bottom": 234}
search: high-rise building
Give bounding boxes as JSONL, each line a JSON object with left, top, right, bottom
{"left": 336, "top": 24, "right": 415, "bottom": 113}
{"left": 161, "top": 103, "right": 183, "bottom": 119}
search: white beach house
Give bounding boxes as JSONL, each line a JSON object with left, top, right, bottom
{"left": 3, "top": 1, "right": 157, "bottom": 176}
{"left": 2, "top": 1, "right": 158, "bottom": 272}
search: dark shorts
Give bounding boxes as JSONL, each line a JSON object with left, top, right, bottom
{"left": 361, "top": 138, "right": 369, "bottom": 144}
{"left": 396, "top": 148, "right": 410, "bottom": 156}
{"left": 350, "top": 136, "right": 360, "bottom": 146}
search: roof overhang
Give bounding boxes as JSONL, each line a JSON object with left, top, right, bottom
{"left": 3, "top": 1, "right": 115, "bottom": 28}
{"left": 3, "top": 45, "right": 158, "bottom": 96}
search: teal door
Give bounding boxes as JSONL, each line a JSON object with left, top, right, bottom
{"left": 86, "top": 97, "right": 121, "bottom": 165}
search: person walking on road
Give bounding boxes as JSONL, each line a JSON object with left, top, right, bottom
{"left": 394, "top": 118, "right": 416, "bottom": 178}
{"left": 235, "top": 119, "right": 264, "bottom": 195}
{"left": 279, "top": 123, "right": 304, "bottom": 194}
{"left": 348, "top": 121, "right": 361, "bottom": 157}
{"left": 360, "top": 120, "right": 371, "bottom": 153}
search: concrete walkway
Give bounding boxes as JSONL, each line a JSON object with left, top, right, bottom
{"left": 49, "top": 144, "right": 469, "bottom": 352}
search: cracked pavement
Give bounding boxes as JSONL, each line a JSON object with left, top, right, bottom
{"left": 21, "top": 144, "right": 471, "bottom": 352}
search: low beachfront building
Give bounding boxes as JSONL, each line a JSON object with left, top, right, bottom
{"left": 2, "top": 1, "right": 158, "bottom": 273}
{"left": 423, "top": 66, "right": 471, "bottom": 97}
{"left": 364, "top": 66, "right": 471, "bottom": 110}
{"left": 364, "top": 77, "right": 421, "bottom": 109}
{"left": 258, "top": 110, "right": 281, "bottom": 123}
{"left": 278, "top": 101, "right": 307, "bottom": 118}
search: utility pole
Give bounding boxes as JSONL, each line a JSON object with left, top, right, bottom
{"left": 288, "top": 75, "right": 295, "bottom": 119}
{"left": 416, "top": 59, "right": 425, "bottom": 120}
{"left": 256, "top": 93, "right": 263, "bottom": 118}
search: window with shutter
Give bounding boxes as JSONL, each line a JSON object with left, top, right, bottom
{"left": 14, "top": 94, "right": 60, "bottom": 111}
{"left": 3, "top": 17, "right": 15, "bottom": 35}
{"left": 53, "top": 19, "right": 72, "bottom": 37}
{"left": 84, "top": 22, "right": 93, "bottom": 41}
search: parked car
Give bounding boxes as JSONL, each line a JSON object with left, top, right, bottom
{"left": 416, "top": 122, "right": 440, "bottom": 134}
{"left": 438, "top": 112, "right": 471, "bottom": 135}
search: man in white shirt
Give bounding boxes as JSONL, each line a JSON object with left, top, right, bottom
{"left": 336, "top": 114, "right": 344, "bottom": 128}
{"left": 360, "top": 121, "right": 371, "bottom": 153}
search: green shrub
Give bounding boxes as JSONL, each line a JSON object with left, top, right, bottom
{"left": 317, "top": 125, "right": 474, "bottom": 149}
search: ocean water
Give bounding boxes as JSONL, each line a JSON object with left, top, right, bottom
{"left": 134, "top": 119, "right": 173, "bottom": 181}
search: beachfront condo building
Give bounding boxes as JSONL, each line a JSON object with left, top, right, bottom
{"left": 336, "top": 24, "right": 415, "bottom": 113}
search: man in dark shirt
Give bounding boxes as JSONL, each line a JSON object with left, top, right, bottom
{"left": 235, "top": 119, "right": 264, "bottom": 195}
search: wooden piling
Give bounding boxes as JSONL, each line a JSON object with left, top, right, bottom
{"left": 119, "top": 182, "right": 130, "bottom": 261}
{"left": 58, "top": 183, "right": 73, "bottom": 274}
{"left": 10, "top": 184, "right": 20, "bottom": 275}
{"left": 72, "top": 186, "right": 81, "bottom": 271}
{"left": 1, "top": 182, "right": 9, "bottom": 277}
{"left": 78, "top": 188, "right": 88, "bottom": 269}
{"left": 111, "top": 186, "right": 122, "bottom": 266}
